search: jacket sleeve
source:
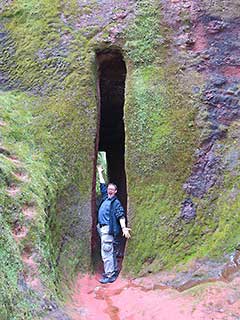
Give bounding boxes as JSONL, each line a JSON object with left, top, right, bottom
{"left": 100, "top": 183, "right": 108, "bottom": 199}
{"left": 115, "top": 201, "right": 125, "bottom": 220}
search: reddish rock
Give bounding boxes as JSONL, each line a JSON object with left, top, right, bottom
{"left": 223, "top": 66, "right": 240, "bottom": 79}
{"left": 193, "top": 23, "right": 208, "bottom": 52}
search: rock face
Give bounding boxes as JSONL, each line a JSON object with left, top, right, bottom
{"left": 0, "top": 0, "right": 240, "bottom": 318}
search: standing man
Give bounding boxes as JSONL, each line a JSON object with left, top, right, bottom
{"left": 97, "top": 165, "right": 131, "bottom": 284}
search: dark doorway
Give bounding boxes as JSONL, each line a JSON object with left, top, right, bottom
{"left": 92, "top": 49, "right": 127, "bottom": 269}
{"left": 97, "top": 50, "right": 127, "bottom": 210}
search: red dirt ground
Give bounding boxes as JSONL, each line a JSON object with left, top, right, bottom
{"left": 64, "top": 273, "right": 240, "bottom": 320}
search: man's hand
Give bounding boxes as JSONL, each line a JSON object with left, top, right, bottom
{"left": 119, "top": 217, "right": 131, "bottom": 239}
{"left": 97, "top": 165, "right": 105, "bottom": 183}
{"left": 122, "top": 227, "right": 131, "bottom": 239}
{"left": 97, "top": 165, "right": 104, "bottom": 173}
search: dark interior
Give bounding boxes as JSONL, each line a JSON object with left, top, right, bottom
{"left": 97, "top": 50, "right": 127, "bottom": 210}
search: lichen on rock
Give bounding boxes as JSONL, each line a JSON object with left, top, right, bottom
{"left": 1, "top": 0, "right": 240, "bottom": 318}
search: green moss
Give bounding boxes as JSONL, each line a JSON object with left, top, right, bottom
{"left": 0, "top": 91, "right": 57, "bottom": 317}
{"left": 124, "top": 60, "right": 199, "bottom": 274}
{"left": 0, "top": 215, "right": 37, "bottom": 320}
{"left": 124, "top": 0, "right": 167, "bottom": 65}
{"left": 0, "top": 0, "right": 99, "bottom": 316}
{"left": 0, "top": 62, "right": 96, "bottom": 312}
{"left": 1, "top": 1, "right": 240, "bottom": 318}
{"left": 195, "top": 121, "right": 240, "bottom": 257}
{"left": 124, "top": 95, "right": 240, "bottom": 275}
{"left": 120, "top": 0, "right": 240, "bottom": 276}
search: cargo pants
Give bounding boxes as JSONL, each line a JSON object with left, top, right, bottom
{"left": 97, "top": 224, "right": 118, "bottom": 278}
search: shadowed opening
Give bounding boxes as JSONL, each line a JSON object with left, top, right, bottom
{"left": 98, "top": 50, "right": 127, "bottom": 208}
{"left": 91, "top": 49, "right": 127, "bottom": 270}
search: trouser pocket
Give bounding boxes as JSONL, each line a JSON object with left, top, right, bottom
{"left": 103, "top": 240, "right": 113, "bottom": 252}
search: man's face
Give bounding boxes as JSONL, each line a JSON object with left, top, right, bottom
{"left": 107, "top": 184, "right": 117, "bottom": 198}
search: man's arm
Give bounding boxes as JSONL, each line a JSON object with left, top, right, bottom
{"left": 115, "top": 202, "right": 131, "bottom": 239}
{"left": 97, "top": 165, "right": 107, "bottom": 198}
{"left": 119, "top": 217, "right": 131, "bottom": 239}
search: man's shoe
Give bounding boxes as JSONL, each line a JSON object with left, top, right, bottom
{"left": 108, "top": 274, "right": 117, "bottom": 283}
{"left": 99, "top": 277, "right": 110, "bottom": 284}
{"left": 102, "top": 270, "right": 119, "bottom": 278}
{"left": 99, "top": 274, "right": 117, "bottom": 284}
{"left": 114, "top": 269, "right": 120, "bottom": 277}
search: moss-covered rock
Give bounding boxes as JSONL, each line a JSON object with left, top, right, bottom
{"left": 0, "top": 0, "right": 134, "bottom": 317}
{"left": 1, "top": 0, "right": 240, "bottom": 318}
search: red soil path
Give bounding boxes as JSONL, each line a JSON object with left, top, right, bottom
{"left": 64, "top": 273, "right": 240, "bottom": 320}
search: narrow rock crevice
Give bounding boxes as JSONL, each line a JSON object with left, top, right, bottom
{"left": 91, "top": 49, "right": 127, "bottom": 267}
{"left": 97, "top": 49, "right": 127, "bottom": 209}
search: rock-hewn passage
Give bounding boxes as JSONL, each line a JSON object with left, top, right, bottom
{"left": 1, "top": 0, "right": 240, "bottom": 319}
{"left": 97, "top": 50, "right": 127, "bottom": 208}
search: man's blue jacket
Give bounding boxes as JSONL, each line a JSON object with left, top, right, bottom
{"left": 99, "top": 183, "right": 125, "bottom": 237}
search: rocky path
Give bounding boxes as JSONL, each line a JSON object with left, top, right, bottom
{"left": 58, "top": 272, "right": 240, "bottom": 320}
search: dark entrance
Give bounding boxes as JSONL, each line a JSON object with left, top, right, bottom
{"left": 91, "top": 49, "right": 127, "bottom": 269}
{"left": 97, "top": 50, "right": 127, "bottom": 208}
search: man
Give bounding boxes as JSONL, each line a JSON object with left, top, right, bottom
{"left": 97, "top": 165, "right": 131, "bottom": 284}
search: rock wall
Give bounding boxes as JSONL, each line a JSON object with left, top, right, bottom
{"left": 0, "top": 0, "right": 240, "bottom": 318}
{"left": 124, "top": 0, "right": 240, "bottom": 275}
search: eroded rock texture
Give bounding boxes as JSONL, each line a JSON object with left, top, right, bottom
{"left": 0, "top": 0, "right": 240, "bottom": 318}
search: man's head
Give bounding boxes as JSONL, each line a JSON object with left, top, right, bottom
{"left": 107, "top": 183, "right": 117, "bottom": 198}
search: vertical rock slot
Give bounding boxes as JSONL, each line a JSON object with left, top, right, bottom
{"left": 98, "top": 50, "right": 127, "bottom": 209}
{"left": 92, "top": 49, "right": 127, "bottom": 267}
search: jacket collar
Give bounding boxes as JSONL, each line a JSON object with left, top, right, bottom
{"left": 108, "top": 195, "right": 117, "bottom": 202}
